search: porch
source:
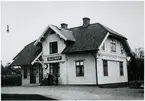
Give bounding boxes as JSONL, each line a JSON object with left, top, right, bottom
{"left": 21, "top": 63, "right": 43, "bottom": 86}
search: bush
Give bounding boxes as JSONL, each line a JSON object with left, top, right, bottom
{"left": 1, "top": 74, "right": 22, "bottom": 86}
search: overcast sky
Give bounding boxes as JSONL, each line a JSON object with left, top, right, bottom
{"left": 1, "top": 1, "right": 144, "bottom": 65}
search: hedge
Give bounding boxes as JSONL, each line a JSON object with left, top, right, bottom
{"left": 1, "top": 74, "right": 22, "bottom": 86}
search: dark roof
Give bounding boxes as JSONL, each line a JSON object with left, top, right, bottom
{"left": 11, "top": 22, "right": 131, "bottom": 66}
{"left": 99, "top": 23, "right": 127, "bottom": 39}
{"left": 50, "top": 25, "right": 76, "bottom": 41}
{"left": 11, "top": 41, "right": 42, "bottom": 66}
{"left": 62, "top": 23, "right": 128, "bottom": 53}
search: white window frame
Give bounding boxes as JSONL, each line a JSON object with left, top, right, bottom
{"left": 111, "top": 40, "right": 116, "bottom": 52}
{"left": 75, "top": 60, "right": 84, "bottom": 77}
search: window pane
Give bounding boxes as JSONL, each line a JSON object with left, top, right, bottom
{"left": 120, "top": 62, "right": 124, "bottom": 76}
{"left": 103, "top": 60, "right": 108, "bottom": 76}
{"left": 111, "top": 40, "right": 116, "bottom": 52}
{"left": 80, "top": 61, "right": 83, "bottom": 65}
{"left": 50, "top": 43, "right": 52, "bottom": 54}
{"left": 76, "top": 61, "right": 84, "bottom": 77}
{"left": 81, "top": 66, "right": 84, "bottom": 76}
{"left": 52, "top": 42, "right": 57, "bottom": 53}
{"left": 76, "top": 62, "right": 80, "bottom": 66}
{"left": 50, "top": 42, "right": 58, "bottom": 54}
{"left": 76, "top": 66, "right": 80, "bottom": 76}
{"left": 121, "top": 46, "right": 123, "bottom": 54}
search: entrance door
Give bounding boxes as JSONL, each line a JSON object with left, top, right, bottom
{"left": 49, "top": 63, "right": 60, "bottom": 77}
{"left": 39, "top": 66, "right": 43, "bottom": 83}
{"left": 30, "top": 66, "right": 36, "bottom": 83}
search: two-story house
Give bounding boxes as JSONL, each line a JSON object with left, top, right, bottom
{"left": 11, "top": 17, "right": 132, "bottom": 86}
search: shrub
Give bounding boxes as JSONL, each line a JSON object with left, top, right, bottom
{"left": 1, "top": 74, "right": 22, "bottom": 86}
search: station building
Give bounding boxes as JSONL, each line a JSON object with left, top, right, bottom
{"left": 11, "top": 17, "right": 132, "bottom": 86}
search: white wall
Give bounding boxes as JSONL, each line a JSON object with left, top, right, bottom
{"left": 42, "top": 52, "right": 97, "bottom": 85}
{"left": 21, "top": 66, "right": 30, "bottom": 85}
{"left": 42, "top": 32, "right": 68, "bottom": 84}
{"left": 66, "top": 52, "right": 96, "bottom": 85}
{"left": 41, "top": 30, "right": 128, "bottom": 85}
{"left": 42, "top": 62, "right": 67, "bottom": 84}
{"left": 97, "top": 57, "right": 128, "bottom": 84}
{"left": 100, "top": 37, "right": 127, "bottom": 56}
{"left": 42, "top": 33, "right": 66, "bottom": 55}
{"left": 21, "top": 66, "right": 40, "bottom": 85}
{"left": 97, "top": 37, "right": 128, "bottom": 84}
{"left": 59, "top": 62, "right": 67, "bottom": 84}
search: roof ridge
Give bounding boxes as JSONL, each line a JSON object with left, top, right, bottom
{"left": 68, "top": 23, "right": 99, "bottom": 30}
{"left": 98, "top": 23, "right": 127, "bottom": 39}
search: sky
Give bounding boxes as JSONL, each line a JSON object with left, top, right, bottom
{"left": 1, "top": 1, "right": 144, "bottom": 65}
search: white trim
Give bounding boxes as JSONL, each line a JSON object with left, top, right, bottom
{"left": 98, "top": 32, "right": 110, "bottom": 50}
{"left": 34, "top": 25, "right": 50, "bottom": 46}
{"left": 31, "top": 51, "right": 43, "bottom": 65}
{"left": 49, "top": 24, "right": 67, "bottom": 41}
{"left": 43, "top": 60, "right": 65, "bottom": 64}
{"left": 34, "top": 24, "right": 68, "bottom": 46}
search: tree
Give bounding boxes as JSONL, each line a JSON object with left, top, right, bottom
{"left": 1, "top": 62, "right": 21, "bottom": 75}
{"left": 128, "top": 52, "right": 144, "bottom": 82}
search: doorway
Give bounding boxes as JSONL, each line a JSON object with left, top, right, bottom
{"left": 30, "top": 66, "right": 36, "bottom": 83}
{"left": 49, "top": 63, "right": 60, "bottom": 77}
{"left": 39, "top": 66, "right": 43, "bottom": 83}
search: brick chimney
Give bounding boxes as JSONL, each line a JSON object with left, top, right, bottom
{"left": 83, "top": 17, "right": 90, "bottom": 27}
{"left": 61, "top": 23, "right": 68, "bottom": 29}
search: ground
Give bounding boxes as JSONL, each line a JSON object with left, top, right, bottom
{"left": 1, "top": 86, "right": 144, "bottom": 100}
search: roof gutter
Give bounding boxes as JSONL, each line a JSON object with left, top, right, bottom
{"left": 91, "top": 49, "right": 99, "bottom": 85}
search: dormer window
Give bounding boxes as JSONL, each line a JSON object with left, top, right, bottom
{"left": 49, "top": 41, "right": 58, "bottom": 54}
{"left": 111, "top": 40, "right": 116, "bottom": 52}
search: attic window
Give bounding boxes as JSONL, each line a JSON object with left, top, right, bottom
{"left": 49, "top": 41, "right": 58, "bottom": 54}
{"left": 111, "top": 40, "right": 116, "bottom": 52}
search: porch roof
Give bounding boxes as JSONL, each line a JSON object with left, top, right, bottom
{"left": 10, "top": 41, "right": 42, "bottom": 66}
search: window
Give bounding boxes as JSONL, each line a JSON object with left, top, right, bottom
{"left": 49, "top": 41, "right": 58, "bottom": 54}
{"left": 121, "top": 45, "right": 124, "bottom": 54}
{"left": 76, "top": 60, "right": 84, "bottom": 76}
{"left": 102, "top": 43, "right": 105, "bottom": 50}
{"left": 103, "top": 60, "right": 108, "bottom": 76}
{"left": 24, "top": 67, "right": 27, "bottom": 79}
{"left": 111, "top": 40, "right": 116, "bottom": 52}
{"left": 119, "top": 62, "right": 124, "bottom": 76}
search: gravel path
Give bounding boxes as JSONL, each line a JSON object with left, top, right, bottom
{"left": 1, "top": 86, "right": 144, "bottom": 100}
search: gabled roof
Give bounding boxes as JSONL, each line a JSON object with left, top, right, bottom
{"left": 62, "top": 23, "right": 107, "bottom": 53}
{"left": 11, "top": 22, "right": 131, "bottom": 66}
{"left": 11, "top": 41, "right": 42, "bottom": 66}
{"left": 34, "top": 24, "right": 75, "bottom": 46}
{"left": 50, "top": 25, "right": 76, "bottom": 41}
{"left": 62, "top": 23, "right": 130, "bottom": 54}
{"left": 99, "top": 23, "right": 127, "bottom": 40}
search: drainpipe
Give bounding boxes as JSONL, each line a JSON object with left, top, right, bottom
{"left": 91, "top": 49, "right": 99, "bottom": 85}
